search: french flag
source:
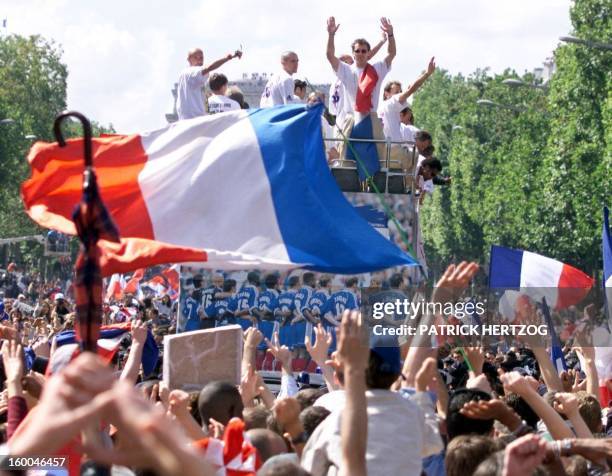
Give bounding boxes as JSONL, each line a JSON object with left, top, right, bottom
{"left": 489, "top": 245, "right": 594, "bottom": 309}
{"left": 22, "top": 104, "right": 415, "bottom": 275}
{"left": 51, "top": 323, "right": 158, "bottom": 376}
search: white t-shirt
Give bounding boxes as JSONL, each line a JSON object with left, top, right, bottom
{"left": 417, "top": 154, "right": 434, "bottom": 194}
{"left": 379, "top": 94, "right": 408, "bottom": 141}
{"left": 260, "top": 70, "right": 297, "bottom": 107}
{"left": 207, "top": 94, "right": 240, "bottom": 114}
{"left": 328, "top": 79, "right": 352, "bottom": 130}
{"left": 176, "top": 66, "right": 208, "bottom": 120}
{"left": 335, "top": 60, "right": 390, "bottom": 114}
{"left": 400, "top": 124, "right": 420, "bottom": 144}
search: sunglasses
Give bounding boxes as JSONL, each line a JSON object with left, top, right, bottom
{"left": 353, "top": 49, "right": 368, "bottom": 54}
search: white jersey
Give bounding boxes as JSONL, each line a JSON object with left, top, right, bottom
{"left": 328, "top": 79, "right": 352, "bottom": 130}
{"left": 207, "top": 94, "right": 240, "bottom": 114}
{"left": 260, "top": 70, "right": 297, "bottom": 107}
{"left": 400, "top": 124, "right": 419, "bottom": 144}
{"left": 335, "top": 60, "right": 390, "bottom": 114}
{"left": 378, "top": 94, "right": 408, "bottom": 142}
{"left": 176, "top": 67, "right": 208, "bottom": 120}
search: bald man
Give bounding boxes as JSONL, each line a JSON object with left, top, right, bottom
{"left": 260, "top": 51, "right": 300, "bottom": 108}
{"left": 176, "top": 47, "right": 242, "bottom": 120}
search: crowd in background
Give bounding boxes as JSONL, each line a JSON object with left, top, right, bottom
{"left": 0, "top": 259, "right": 610, "bottom": 475}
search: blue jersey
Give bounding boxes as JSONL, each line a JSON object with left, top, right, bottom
{"left": 308, "top": 290, "right": 330, "bottom": 317}
{"left": 204, "top": 296, "right": 236, "bottom": 321}
{"left": 294, "top": 286, "right": 314, "bottom": 317}
{"left": 256, "top": 289, "right": 279, "bottom": 316}
{"left": 235, "top": 284, "right": 258, "bottom": 313}
{"left": 275, "top": 289, "right": 297, "bottom": 319}
{"left": 202, "top": 285, "right": 222, "bottom": 309}
{"left": 182, "top": 296, "right": 201, "bottom": 331}
{"left": 327, "top": 289, "right": 359, "bottom": 319}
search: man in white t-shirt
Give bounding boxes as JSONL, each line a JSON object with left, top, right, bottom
{"left": 325, "top": 16, "right": 396, "bottom": 181}
{"left": 176, "top": 47, "right": 242, "bottom": 120}
{"left": 207, "top": 73, "right": 240, "bottom": 114}
{"left": 400, "top": 107, "right": 420, "bottom": 143}
{"left": 260, "top": 51, "right": 300, "bottom": 107}
{"left": 328, "top": 36, "right": 387, "bottom": 132}
{"left": 378, "top": 57, "right": 435, "bottom": 142}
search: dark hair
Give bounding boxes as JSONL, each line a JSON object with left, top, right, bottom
{"left": 294, "top": 79, "right": 307, "bottom": 91}
{"left": 415, "top": 130, "right": 432, "bottom": 142}
{"left": 389, "top": 273, "right": 403, "bottom": 289}
{"left": 447, "top": 388, "right": 493, "bottom": 441}
{"left": 421, "top": 145, "right": 435, "bottom": 157}
{"left": 264, "top": 273, "right": 279, "bottom": 289}
{"left": 445, "top": 435, "right": 499, "bottom": 476}
{"left": 366, "top": 351, "right": 399, "bottom": 389}
{"left": 287, "top": 276, "right": 300, "bottom": 288}
{"left": 223, "top": 279, "right": 237, "bottom": 292}
{"left": 300, "top": 405, "right": 330, "bottom": 437}
{"left": 295, "top": 388, "right": 326, "bottom": 410}
{"left": 209, "top": 73, "right": 228, "bottom": 92}
{"left": 319, "top": 276, "right": 331, "bottom": 288}
{"left": 345, "top": 277, "right": 358, "bottom": 288}
{"left": 197, "top": 381, "right": 243, "bottom": 426}
{"left": 421, "top": 157, "right": 442, "bottom": 173}
{"left": 504, "top": 393, "right": 539, "bottom": 429}
{"left": 384, "top": 80, "right": 402, "bottom": 94}
{"left": 228, "top": 91, "right": 247, "bottom": 109}
{"left": 247, "top": 271, "right": 260, "bottom": 286}
{"left": 243, "top": 405, "right": 272, "bottom": 430}
{"left": 351, "top": 38, "right": 371, "bottom": 51}
{"left": 302, "top": 272, "right": 316, "bottom": 287}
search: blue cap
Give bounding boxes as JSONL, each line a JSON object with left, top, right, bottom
{"left": 369, "top": 334, "right": 401, "bottom": 375}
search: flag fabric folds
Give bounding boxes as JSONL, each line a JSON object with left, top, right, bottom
{"left": 52, "top": 323, "right": 159, "bottom": 376}
{"left": 489, "top": 245, "right": 594, "bottom": 309}
{"left": 22, "top": 104, "right": 415, "bottom": 275}
{"left": 540, "top": 297, "right": 567, "bottom": 374}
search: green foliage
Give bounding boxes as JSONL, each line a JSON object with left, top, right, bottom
{"left": 415, "top": 0, "right": 610, "bottom": 275}
{"left": 0, "top": 34, "right": 114, "bottom": 241}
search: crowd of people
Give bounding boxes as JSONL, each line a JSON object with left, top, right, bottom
{"left": 0, "top": 258, "right": 610, "bottom": 475}
{"left": 174, "top": 16, "right": 450, "bottom": 202}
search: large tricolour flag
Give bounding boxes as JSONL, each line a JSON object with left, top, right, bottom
{"left": 489, "top": 245, "right": 594, "bottom": 309}
{"left": 21, "top": 104, "right": 415, "bottom": 275}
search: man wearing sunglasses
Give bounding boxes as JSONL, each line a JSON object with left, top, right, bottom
{"left": 326, "top": 17, "right": 396, "bottom": 183}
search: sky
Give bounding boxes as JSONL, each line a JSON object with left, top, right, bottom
{"left": 2, "top": 0, "right": 573, "bottom": 133}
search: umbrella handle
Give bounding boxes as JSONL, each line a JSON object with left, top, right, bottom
{"left": 53, "top": 111, "right": 93, "bottom": 167}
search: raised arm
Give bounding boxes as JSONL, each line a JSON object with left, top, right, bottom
{"left": 203, "top": 50, "right": 242, "bottom": 75}
{"left": 366, "top": 32, "right": 387, "bottom": 60}
{"left": 337, "top": 310, "right": 368, "bottom": 476}
{"left": 399, "top": 57, "right": 436, "bottom": 103}
{"left": 380, "top": 17, "right": 396, "bottom": 67}
{"left": 326, "top": 17, "right": 340, "bottom": 71}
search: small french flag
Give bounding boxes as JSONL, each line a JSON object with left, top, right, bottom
{"left": 489, "top": 245, "right": 594, "bottom": 310}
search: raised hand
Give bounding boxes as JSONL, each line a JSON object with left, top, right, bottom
{"left": 432, "top": 261, "right": 479, "bottom": 307}
{"left": 336, "top": 310, "right": 368, "bottom": 372}
{"left": 327, "top": 16, "right": 340, "bottom": 34}
{"left": 131, "top": 319, "right": 148, "bottom": 346}
{"left": 552, "top": 392, "right": 579, "bottom": 417}
{"left": 503, "top": 434, "right": 548, "bottom": 476}
{"left": 415, "top": 357, "right": 439, "bottom": 392}
{"left": 305, "top": 324, "right": 333, "bottom": 365}
{"left": 265, "top": 331, "right": 292, "bottom": 372}
{"left": 500, "top": 371, "right": 535, "bottom": 397}
{"left": 1, "top": 338, "right": 24, "bottom": 391}
{"left": 380, "top": 17, "right": 394, "bottom": 36}
{"left": 426, "top": 57, "right": 436, "bottom": 75}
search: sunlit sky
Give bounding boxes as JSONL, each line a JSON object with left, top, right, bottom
{"left": 2, "top": 0, "right": 573, "bottom": 133}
